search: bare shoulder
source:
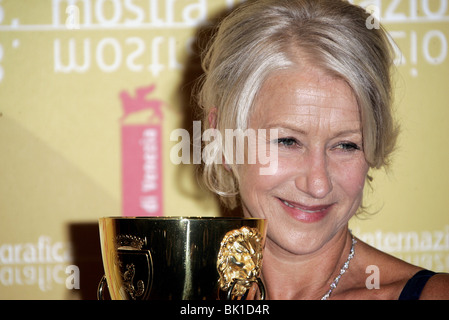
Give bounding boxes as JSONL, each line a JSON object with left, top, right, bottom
{"left": 355, "top": 238, "right": 421, "bottom": 277}
{"left": 348, "top": 238, "right": 423, "bottom": 299}
{"left": 420, "top": 273, "right": 449, "bottom": 300}
{"left": 355, "top": 238, "right": 449, "bottom": 299}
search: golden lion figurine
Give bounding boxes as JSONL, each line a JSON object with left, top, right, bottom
{"left": 217, "top": 226, "right": 264, "bottom": 297}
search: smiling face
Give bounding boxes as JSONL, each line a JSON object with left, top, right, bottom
{"left": 238, "top": 66, "right": 369, "bottom": 255}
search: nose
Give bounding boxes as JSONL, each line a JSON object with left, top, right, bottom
{"left": 294, "top": 149, "right": 333, "bottom": 199}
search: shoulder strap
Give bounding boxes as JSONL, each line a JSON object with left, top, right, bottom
{"left": 398, "top": 270, "right": 436, "bottom": 300}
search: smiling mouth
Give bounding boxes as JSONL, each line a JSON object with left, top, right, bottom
{"left": 279, "top": 198, "right": 333, "bottom": 213}
{"left": 278, "top": 198, "right": 332, "bottom": 223}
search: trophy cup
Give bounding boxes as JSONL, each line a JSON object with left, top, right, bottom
{"left": 97, "top": 217, "right": 267, "bottom": 300}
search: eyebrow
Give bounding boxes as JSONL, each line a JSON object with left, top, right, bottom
{"left": 265, "top": 123, "right": 362, "bottom": 137}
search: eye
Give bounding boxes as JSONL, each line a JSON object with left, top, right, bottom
{"left": 277, "top": 137, "right": 299, "bottom": 147}
{"left": 334, "top": 142, "right": 361, "bottom": 152}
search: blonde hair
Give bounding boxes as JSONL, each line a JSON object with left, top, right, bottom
{"left": 197, "top": 0, "right": 399, "bottom": 209}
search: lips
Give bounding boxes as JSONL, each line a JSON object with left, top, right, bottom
{"left": 278, "top": 198, "right": 333, "bottom": 223}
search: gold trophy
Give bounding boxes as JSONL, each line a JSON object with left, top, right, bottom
{"left": 97, "top": 217, "right": 267, "bottom": 300}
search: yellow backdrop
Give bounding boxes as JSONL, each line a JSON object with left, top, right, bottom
{"left": 0, "top": 0, "right": 448, "bottom": 299}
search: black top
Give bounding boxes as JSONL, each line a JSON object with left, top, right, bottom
{"left": 398, "top": 270, "right": 436, "bottom": 300}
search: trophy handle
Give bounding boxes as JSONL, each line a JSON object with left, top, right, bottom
{"left": 226, "top": 277, "right": 266, "bottom": 300}
{"left": 97, "top": 275, "right": 108, "bottom": 300}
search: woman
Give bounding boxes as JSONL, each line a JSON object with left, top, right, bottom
{"left": 196, "top": 0, "right": 449, "bottom": 299}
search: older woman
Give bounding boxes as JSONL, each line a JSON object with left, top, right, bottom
{"left": 196, "top": 0, "right": 449, "bottom": 299}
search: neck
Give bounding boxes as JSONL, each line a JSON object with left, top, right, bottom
{"left": 260, "top": 227, "right": 353, "bottom": 300}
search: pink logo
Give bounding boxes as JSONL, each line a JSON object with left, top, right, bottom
{"left": 120, "top": 84, "right": 164, "bottom": 122}
{"left": 120, "top": 84, "right": 164, "bottom": 217}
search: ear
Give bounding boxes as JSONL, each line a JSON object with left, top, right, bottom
{"left": 208, "top": 107, "right": 218, "bottom": 129}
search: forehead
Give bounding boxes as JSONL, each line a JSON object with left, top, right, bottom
{"left": 251, "top": 67, "right": 360, "bottom": 128}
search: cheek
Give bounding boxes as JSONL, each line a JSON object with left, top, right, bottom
{"left": 238, "top": 162, "right": 290, "bottom": 214}
{"left": 333, "top": 160, "right": 369, "bottom": 198}
{"left": 239, "top": 158, "right": 292, "bottom": 192}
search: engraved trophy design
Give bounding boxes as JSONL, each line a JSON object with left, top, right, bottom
{"left": 97, "top": 217, "right": 267, "bottom": 300}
